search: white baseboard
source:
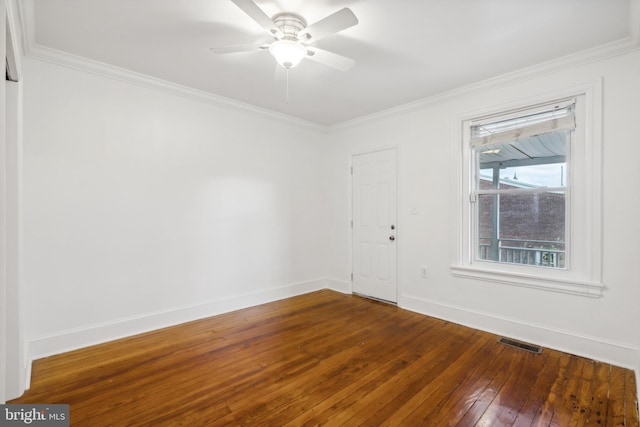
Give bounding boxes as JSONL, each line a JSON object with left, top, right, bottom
{"left": 324, "top": 278, "right": 351, "bottom": 294}
{"left": 399, "top": 293, "right": 640, "bottom": 373}
{"left": 401, "top": 293, "right": 640, "bottom": 404}
{"left": 26, "top": 279, "right": 329, "bottom": 365}
{"left": 637, "top": 354, "right": 640, "bottom": 411}
{"left": 22, "top": 283, "right": 639, "bottom": 405}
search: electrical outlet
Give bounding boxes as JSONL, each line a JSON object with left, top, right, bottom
{"left": 421, "top": 265, "right": 429, "bottom": 278}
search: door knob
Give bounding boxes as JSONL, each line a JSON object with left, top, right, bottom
{"left": 389, "top": 235, "right": 395, "bottom": 241}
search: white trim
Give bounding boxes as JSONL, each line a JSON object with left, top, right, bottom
{"left": 452, "top": 81, "right": 604, "bottom": 296}
{"left": 23, "top": 44, "right": 326, "bottom": 133}
{"left": 23, "top": 279, "right": 348, "bottom": 389}
{"left": 20, "top": 283, "right": 639, "bottom": 400}
{"left": 399, "top": 293, "right": 640, "bottom": 372}
{"left": 451, "top": 266, "right": 604, "bottom": 298}
{"left": 4, "top": 1, "right": 25, "bottom": 402}
{"left": 4, "top": 81, "right": 25, "bottom": 400}
{"left": 16, "top": 5, "right": 324, "bottom": 130}
{"left": 26, "top": 279, "right": 328, "bottom": 362}
{"left": 24, "top": 347, "right": 30, "bottom": 391}
{"left": 0, "top": 0, "right": 7, "bottom": 405}
{"left": 16, "top": 0, "right": 640, "bottom": 131}
{"left": 324, "top": 278, "right": 351, "bottom": 294}
{"left": 636, "top": 353, "right": 640, "bottom": 414}
{"left": 330, "top": 38, "right": 638, "bottom": 131}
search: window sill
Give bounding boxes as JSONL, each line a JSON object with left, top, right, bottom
{"left": 450, "top": 265, "right": 604, "bottom": 298}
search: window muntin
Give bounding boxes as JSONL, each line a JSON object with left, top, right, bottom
{"left": 470, "top": 100, "right": 574, "bottom": 269}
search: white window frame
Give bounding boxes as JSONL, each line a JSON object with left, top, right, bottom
{"left": 451, "top": 82, "right": 604, "bottom": 297}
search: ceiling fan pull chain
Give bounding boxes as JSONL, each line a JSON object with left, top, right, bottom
{"left": 286, "top": 68, "right": 290, "bottom": 104}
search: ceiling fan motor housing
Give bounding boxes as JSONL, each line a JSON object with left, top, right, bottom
{"left": 272, "top": 13, "right": 307, "bottom": 40}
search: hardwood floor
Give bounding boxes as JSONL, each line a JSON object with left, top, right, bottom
{"left": 10, "top": 290, "right": 639, "bottom": 426}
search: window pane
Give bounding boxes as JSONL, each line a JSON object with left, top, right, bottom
{"left": 480, "top": 163, "right": 566, "bottom": 189}
{"left": 477, "top": 192, "right": 566, "bottom": 268}
{"left": 477, "top": 130, "right": 567, "bottom": 189}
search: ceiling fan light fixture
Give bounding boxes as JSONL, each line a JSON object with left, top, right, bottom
{"left": 269, "top": 39, "right": 306, "bottom": 69}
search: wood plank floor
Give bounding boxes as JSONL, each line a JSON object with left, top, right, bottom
{"left": 10, "top": 290, "right": 639, "bottom": 426}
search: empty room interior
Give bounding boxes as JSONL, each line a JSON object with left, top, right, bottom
{"left": 1, "top": 0, "right": 640, "bottom": 425}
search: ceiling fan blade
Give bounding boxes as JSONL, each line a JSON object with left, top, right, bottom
{"left": 306, "top": 47, "right": 355, "bottom": 72}
{"left": 298, "top": 8, "right": 358, "bottom": 43}
{"left": 230, "top": 0, "right": 282, "bottom": 37}
{"left": 210, "top": 41, "right": 270, "bottom": 54}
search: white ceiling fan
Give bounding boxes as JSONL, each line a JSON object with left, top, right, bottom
{"left": 211, "top": 0, "right": 359, "bottom": 71}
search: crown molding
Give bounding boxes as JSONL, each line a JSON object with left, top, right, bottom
{"left": 23, "top": 37, "right": 639, "bottom": 135}
{"left": 24, "top": 44, "right": 327, "bottom": 132}
{"left": 16, "top": 1, "right": 324, "bottom": 131}
{"left": 328, "top": 36, "right": 640, "bottom": 132}
{"left": 14, "top": 0, "right": 327, "bottom": 132}
{"left": 15, "top": 0, "right": 640, "bottom": 133}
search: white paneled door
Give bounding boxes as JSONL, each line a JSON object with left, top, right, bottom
{"left": 352, "top": 149, "right": 398, "bottom": 303}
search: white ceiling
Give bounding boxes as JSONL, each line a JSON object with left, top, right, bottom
{"left": 25, "top": 0, "right": 633, "bottom": 126}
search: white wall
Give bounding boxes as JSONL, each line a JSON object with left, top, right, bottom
{"left": 324, "top": 50, "right": 640, "bottom": 372}
{"left": 21, "top": 58, "right": 328, "bottom": 359}
{"left": 18, "top": 42, "right": 640, "bottom": 398}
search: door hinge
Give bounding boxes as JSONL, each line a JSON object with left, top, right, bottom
{"left": 350, "top": 166, "right": 353, "bottom": 175}
{"left": 350, "top": 219, "right": 353, "bottom": 228}
{"left": 351, "top": 273, "right": 354, "bottom": 281}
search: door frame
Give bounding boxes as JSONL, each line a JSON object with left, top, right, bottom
{"left": 349, "top": 146, "right": 400, "bottom": 302}
{"left": 3, "top": 0, "right": 26, "bottom": 401}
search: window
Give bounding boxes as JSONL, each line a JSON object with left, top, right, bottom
{"left": 472, "top": 100, "right": 573, "bottom": 269}
{"left": 452, "top": 87, "right": 604, "bottom": 297}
